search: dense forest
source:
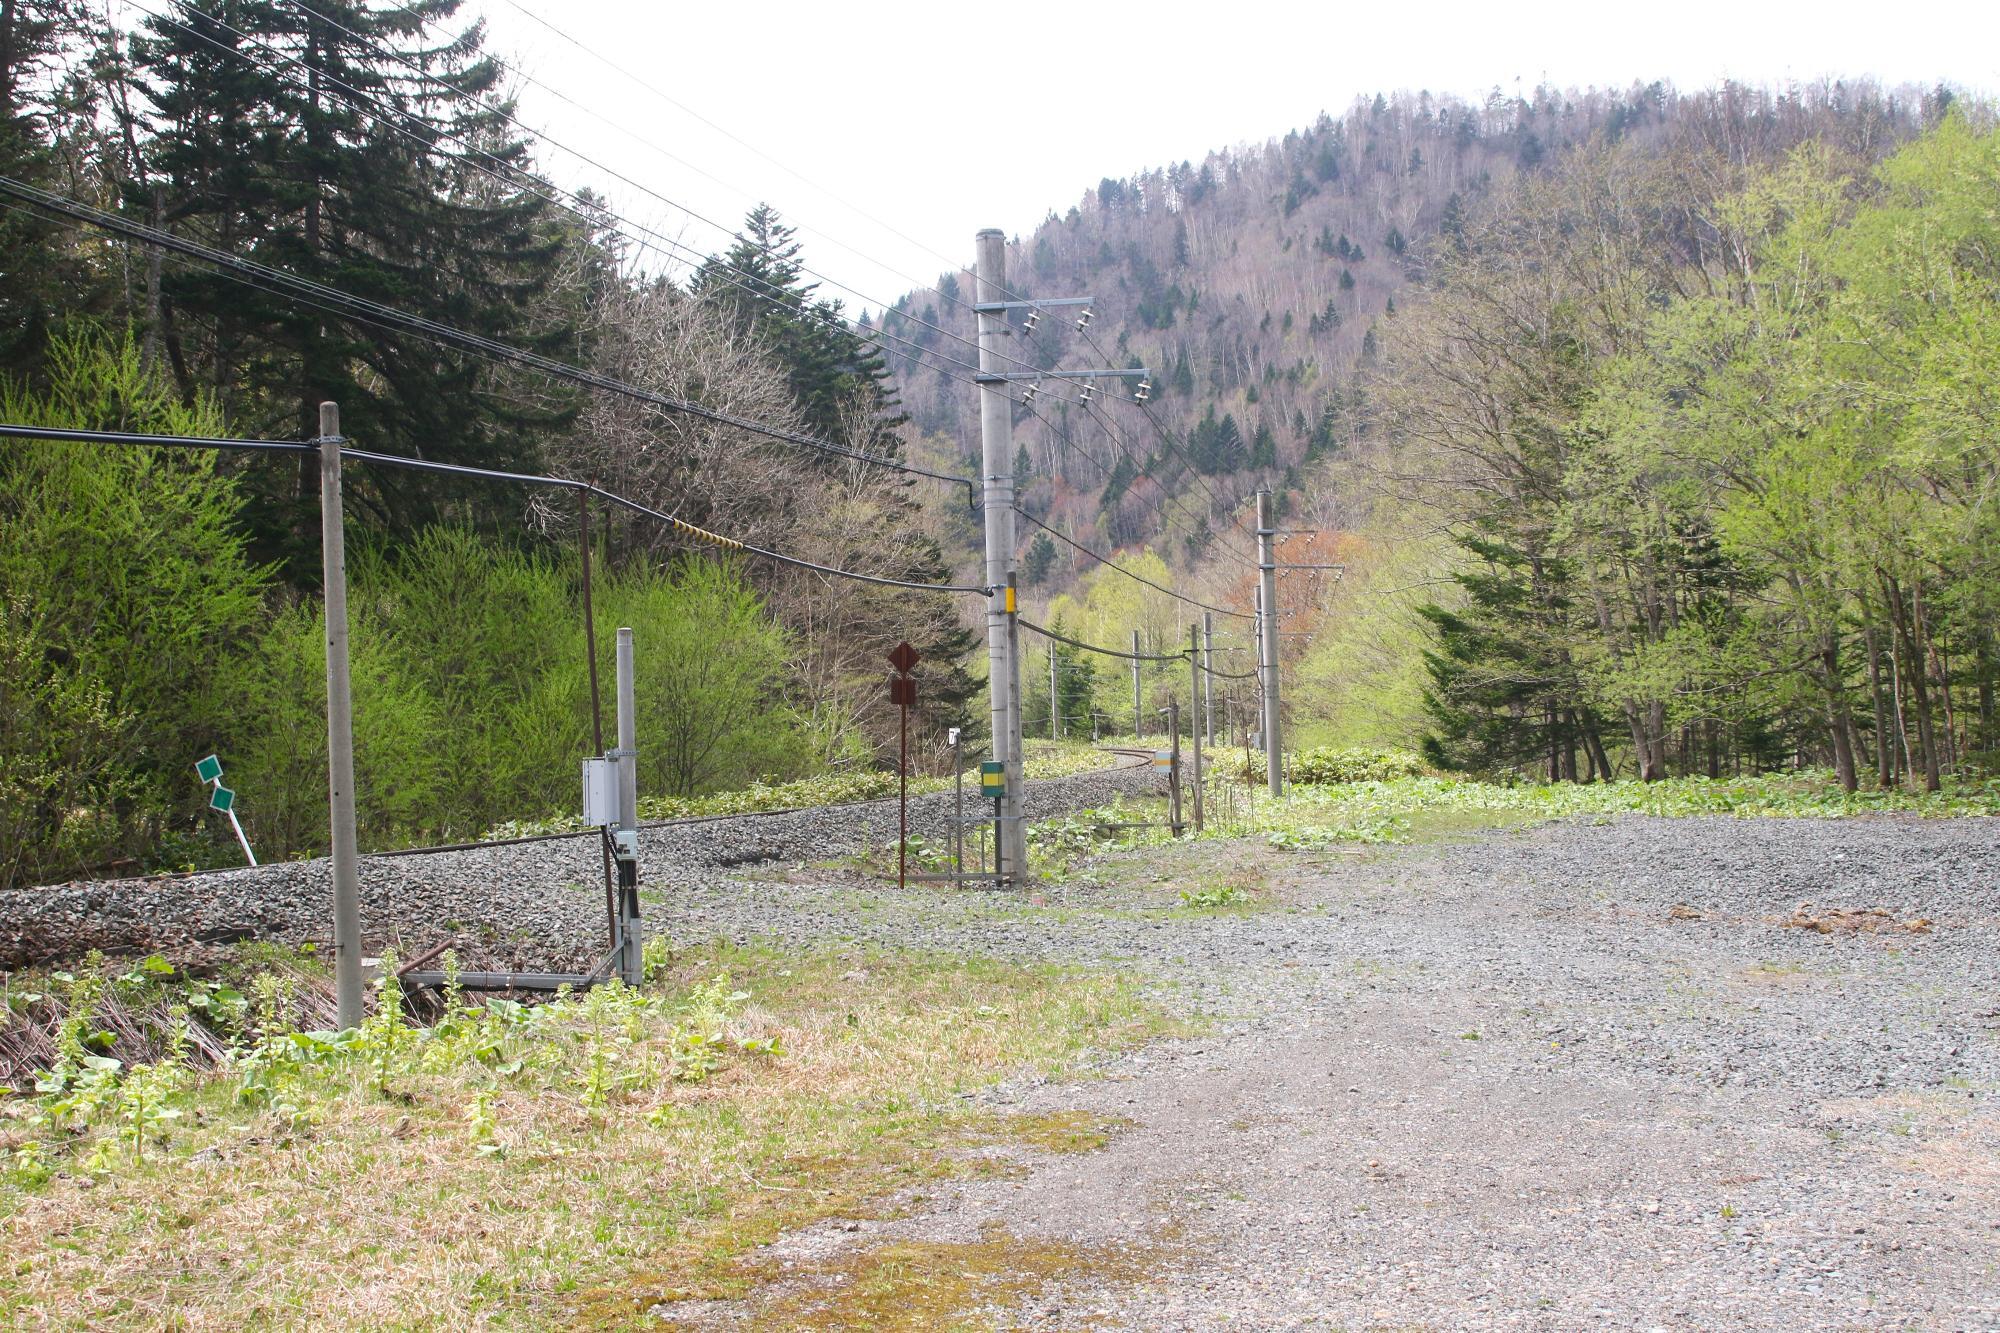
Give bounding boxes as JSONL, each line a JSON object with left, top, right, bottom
{"left": 891, "top": 83, "right": 1997, "bottom": 792}
{"left": 0, "top": 0, "right": 975, "bottom": 887}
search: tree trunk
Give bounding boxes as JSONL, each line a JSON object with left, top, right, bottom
{"left": 1862, "top": 607, "right": 1894, "bottom": 788}
{"left": 1813, "top": 630, "right": 1859, "bottom": 792}
{"left": 1882, "top": 572, "right": 1941, "bottom": 792}
{"left": 1582, "top": 720, "right": 1613, "bottom": 784}
{"left": 1624, "top": 703, "right": 1660, "bottom": 781}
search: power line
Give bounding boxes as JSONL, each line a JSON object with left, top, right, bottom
{"left": 1019, "top": 618, "right": 1188, "bottom": 663}
{"left": 0, "top": 177, "right": 981, "bottom": 506}
{"left": 0, "top": 421, "right": 991, "bottom": 595}
{"left": 260, "top": 0, "right": 1043, "bottom": 377}
{"left": 489, "top": 0, "right": 1056, "bottom": 321}
{"left": 1019, "top": 398, "right": 1260, "bottom": 568}
{"left": 1013, "top": 505, "right": 1252, "bottom": 621}
{"left": 129, "top": 0, "right": 998, "bottom": 399}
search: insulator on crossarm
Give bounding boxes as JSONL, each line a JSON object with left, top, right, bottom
{"left": 1075, "top": 308, "right": 1094, "bottom": 332}
{"left": 1134, "top": 380, "right": 1152, "bottom": 402}
{"left": 1023, "top": 310, "right": 1041, "bottom": 335}
{"left": 1022, "top": 382, "right": 1038, "bottom": 405}
{"left": 1078, "top": 384, "right": 1095, "bottom": 405}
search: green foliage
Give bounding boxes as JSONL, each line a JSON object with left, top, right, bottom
{"left": 1177, "top": 884, "right": 1250, "bottom": 910}
{"left": 1230, "top": 770, "right": 2000, "bottom": 851}
{"left": 1286, "top": 746, "right": 1428, "bottom": 785}
{"left": 0, "top": 332, "right": 270, "bottom": 887}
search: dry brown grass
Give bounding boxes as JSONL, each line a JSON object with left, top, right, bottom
{"left": 0, "top": 945, "right": 1181, "bottom": 1330}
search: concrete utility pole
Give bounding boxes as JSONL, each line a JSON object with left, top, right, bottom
{"left": 1132, "top": 630, "right": 1144, "bottom": 738}
{"left": 614, "top": 627, "right": 643, "bottom": 984}
{"left": 1257, "top": 489, "right": 1284, "bottom": 796}
{"left": 974, "top": 229, "right": 1026, "bottom": 882}
{"left": 1202, "top": 611, "right": 1215, "bottom": 748}
{"left": 1050, "top": 644, "right": 1060, "bottom": 741}
{"left": 1188, "top": 622, "right": 1205, "bottom": 832}
{"left": 318, "top": 402, "right": 363, "bottom": 1029}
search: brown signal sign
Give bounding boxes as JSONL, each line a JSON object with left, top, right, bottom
{"left": 887, "top": 640, "right": 920, "bottom": 674}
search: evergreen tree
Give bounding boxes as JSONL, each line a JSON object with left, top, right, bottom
{"left": 1023, "top": 531, "right": 1057, "bottom": 586}
{"left": 131, "top": 0, "right": 571, "bottom": 576}
{"left": 0, "top": 0, "right": 100, "bottom": 377}
{"left": 1014, "top": 442, "right": 1032, "bottom": 483}
{"left": 1211, "top": 413, "right": 1244, "bottom": 473}
{"left": 1250, "top": 421, "right": 1277, "bottom": 469}
{"left": 693, "top": 204, "right": 904, "bottom": 450}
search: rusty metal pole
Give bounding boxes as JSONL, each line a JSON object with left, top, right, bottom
{"left": 580, "top": 487, "right": 616, "bottom": 951}
{"left": 898, "top": 693, "right": 908, "bottom": 891}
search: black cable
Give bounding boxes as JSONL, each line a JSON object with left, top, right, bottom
{"left": 253, "top": 0, "right": 1043, "bottom": 377}
{"left": 0, "top": 418, "right": 991, "bottom": 594}
{"left": 1018, "top": 618, "right": 1189, "bottom": 663}
{"left": 0, "top": 422, "right": 317, "bottom": 454}
{"left": 0, "top": 178, "right": 982, "bottom": 508}
{"left": 133, "top": 0, "right": 999, "bottom": 397}
{"left": 1013, "top": 506, "right": 1252, "bottom": 621}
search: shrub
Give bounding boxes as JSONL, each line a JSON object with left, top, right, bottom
{"left": 1286, "top": 746, "right": 1429, "bottom": 785}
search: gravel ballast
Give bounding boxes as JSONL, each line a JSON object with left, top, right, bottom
{"left": 0, "top": 758, "right": 1163, "bottom": 972}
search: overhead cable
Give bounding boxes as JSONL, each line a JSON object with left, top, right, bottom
{"left": 0, "top": 177, "right": 981, "bottom": 508}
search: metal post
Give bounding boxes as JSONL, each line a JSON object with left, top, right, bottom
{"left": 1004, "top": 573, "right": 1025, "bottom": 878}
{"left": 898, "top": 692, "right": 908, "bottom": 891}
{"left": 975, "top": 229, "right": 1026, "bottom": 883}
{"left": 1132, "top": 629, "right": 1144, "bottom": 739}
{"left": 1202, "top": 612, "right": 1216, "bottom": 748}
{"left": 1189, "top": 623, "right": 1205, "bottom": 833}
{"left": 1167, "top": 700, "right": 1183, "bottom": 836}
{"left": 1050, "top": 643, "right": 1060, "bottom": 741}
{"left": 318, "top": 403, "right": 365, "bottom": 1030}
{"left": 952, "top": 730, "right": 964, "bottom": 883}
{"left": 580, "top": 488, "right": 617, "bottom": 951}
{"left": 1257, "top": 490, "right": 1284, "bottom": 797}
{"left": 614, "top": 627, "right": 643, "bottom": 985}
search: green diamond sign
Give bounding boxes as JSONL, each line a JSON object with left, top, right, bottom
{"left": 209, "top": 785, "right": 236, "bottom": 813}
{"left": 195, "top": 754, "right": 223, "bottom": 784}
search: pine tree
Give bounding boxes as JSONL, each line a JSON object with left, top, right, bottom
{"left": 131, "top": 0, "right": 571, "bottom": 575}
{"left": 1023, "top": 531, "right": 1057, "bottom": 586}
{"left": 1211, "top": 413, "right": 1243, "bottom": 473}
{"left": 0, "top": 0, "right": 100, "bottom": 376}
{"left": 694, "top": 204, "right": 905, "bottom": 451}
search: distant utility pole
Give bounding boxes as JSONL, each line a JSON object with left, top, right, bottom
{"left": 1049, "top": 644, "right": 1060, "bottom": 741}
{"left": 318, "top": 401, "right": 364, "bottom": 1029}
{"left": 1202, "top": 611, "right": 1215, "bottom": 748}
{"left": 974, "top": 230, "right": 1027, "bottom": 882}
{"left": 1188, "top": 622, "right": 1205, "bottom": 832}
{"left": 1132, "top": 630, "right": 1144, "bottom": 738}
{"left": 1257, "top": 489, "right": 1284, "bottom": 797}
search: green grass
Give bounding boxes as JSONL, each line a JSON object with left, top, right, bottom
{"left": 485, "top": 739, "right": 1126, "bottom": 841}
{"left": 0, "top": 943, "right": 1181, "bottom": 1330}
{"left": 1211, "top": 769, "right": 2000, "bottom": 850}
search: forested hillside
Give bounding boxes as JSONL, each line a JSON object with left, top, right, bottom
{"left": 888, "top": 81, "right": 1998, "bottom": 792}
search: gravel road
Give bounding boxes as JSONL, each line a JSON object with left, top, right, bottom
{"left": 664, "top": 813, "right": 2000, "bottom": 1330}
{"left": 10, "top": 779, "right": 1998, "bottom": 1328}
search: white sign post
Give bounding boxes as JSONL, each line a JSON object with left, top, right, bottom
{"left": 195, "top": 754, "right": 257, "bottom": 866}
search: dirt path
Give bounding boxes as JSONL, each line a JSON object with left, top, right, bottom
{"left": 677, "top": 815, "right": 2000, "bottom": 1329}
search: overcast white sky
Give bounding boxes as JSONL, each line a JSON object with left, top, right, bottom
{"left": 469, "top": 0, "right": 2000, "bottom": 315}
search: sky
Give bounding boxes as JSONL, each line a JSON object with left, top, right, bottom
{"left": 468, "top": 0, "right": 2000, "bottom": 317}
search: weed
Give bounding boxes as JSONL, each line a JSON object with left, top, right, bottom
{"left": 1178, "top": 885, "right": 1251, "bottom": 910}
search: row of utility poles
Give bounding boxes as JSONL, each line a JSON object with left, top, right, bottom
{"left": 974, "top": 229, "right": 1328, "bottom": 889}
